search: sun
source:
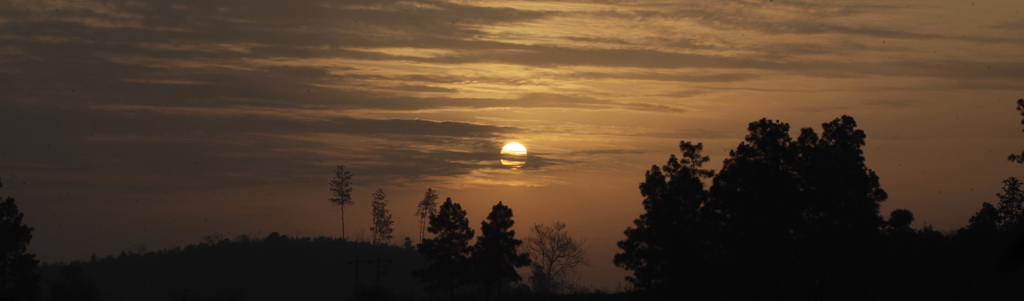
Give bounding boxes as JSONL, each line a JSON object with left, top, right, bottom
{"left": 500, "top": 142, "right": 527, "bottom": 169}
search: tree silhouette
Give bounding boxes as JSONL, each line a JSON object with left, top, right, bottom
{"left": 614, "top": 141, "right": 717, "bottom": 294}
{"left": 415, "top": 197, "right": 474, "bottom": 300}
{"left": 711, "top": 118, "right": 803, "bottom": 242}
{"left": 524, "top": 221, "right": 589, "bottom": 295}
{"left": 800, "top": 116, "right": 888, "bottom": 238}
{"left": 966, "top": 202, "right": 1000, "bottom": 234}
{"left": 415, "top": 188, "right": 440, "bottom": 243}
{"left": 1008, "top": 99, "right": 1024, "bottom": 164}
{"left": 965, "top": 177, "right": 1024, "bottom": 235}
{"left": 886, "top": 209, "right": 915, "bottom": 232}
{"left": 996, "top": 177, "right": 1024, "bottom": 230}
{"left": 370, "top": 188, "right": 394, "bottom": 246}
{"left": 328, "top": 165, "right": 354, "bottom": 240}
{"left": 472, "top": 202, "right": 530, "bottom": 298}
{"left": 0, "top": 178, "right": 40, "bottom": 301}
{"left": 402, "top": 237, "right": 414, "bottom": 250}
{"left": 617, "top": 117, "right": 893, "bottom": 297}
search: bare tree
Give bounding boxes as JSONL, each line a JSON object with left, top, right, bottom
{"left": 370, "top": 188, "right": 394, "bottom": 246}
{"left": 328, "top": 165, "right": 354, "bottom": 240}
{"left": 525, "top": 221, "right": 589, "bottom": 295}
{"left": 414, "top": 188, "right": 439, "bottom": 243}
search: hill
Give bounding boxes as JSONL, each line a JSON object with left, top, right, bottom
{"left": 39, "top": 233, "right": 426, "bottom": 301}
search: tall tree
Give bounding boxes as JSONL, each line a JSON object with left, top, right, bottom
{"left": 370, "top": 188, "right": 394, "bottom": 246}
{"left": 525, "top": 221, "right": 589, "bottom": 295}
{"left": 472, "top": 202, "right": 530, "bottom": 298}
{"left": 615, "top": 141, "right": 718, "bottom": 293}
{"left": 967, "top": 202, "right": 1001, "bottom": 234}
{"left": 712, "top": 116, "right": 886, "bottom": 241}
{"left": 415, "top": 198, "right": 475, "bottom": 300}
{"left": 415, "top": 188, "right": 440, "bottom": 243}
{"left": 711, "top": 119, "right": 801, "bottom": 242}
{"left": 996, "top": 177, "right": 1024, "bottom": 230}
{"left": 0, "top": 178, "right": 41, "bottom": 301}
{"left": 328, "top": 165, "right": 354, "bottom": 240}
{"left": 799, "top": 116, "right": 887, "bottom": 238}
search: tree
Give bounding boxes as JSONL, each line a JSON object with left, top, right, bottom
{"left": 1, "top": 178, "right": 41, "bottom": 301}
{"left": 705, "top": 117, "right": 889, "bottom": 296}
{"left": 472, "top": 202, "right": 530, "bottom": 298}
{"left": 524, "top": 221, "right": 589, "bottom": 295}
{"left": 967, "top": 202, "right": 1000, "bottom": 234}
{"left": 996, "top": 177, "right": 1024, "bottom": 230}
{"left": 1008, "top": 99, "right": 1024, "bottom": 164}
{"left": 370, "top": 188, "right": 394, "bottom": 246}
{"left": 965, "top": 177, "right": 1024, "bottom": 234}
{"left": 799, "top": 116, "right": 888, "bottom": 238}
{"left": 415, "top": 188, "right": 440, "bottom": 243}
{"left": 415, "top": 198, "right": 475, "bottom": 300}
{"left": 886, "top": 209, "right": 915, "bottom": 232}
{"left": 328, "top": 165, "right": 354, "bottom": 240}
{"left": 615, "top": 141, "right": 718, "bottom": 293}
{"left": 711, "top": 118, "right": 803, "bottom": 242}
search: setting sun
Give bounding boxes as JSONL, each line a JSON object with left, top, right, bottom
{"left": 500, "top": 142, "right": 528, "bottom": 169}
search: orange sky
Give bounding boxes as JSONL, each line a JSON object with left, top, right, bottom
{"left": 1, "top": 0, "right": 1023, "bottom": 290}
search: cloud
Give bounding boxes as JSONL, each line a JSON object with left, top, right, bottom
{"left": 0, "top": 101, "right": 522, "bottom": 192}
{"left": 2, "top": 0, "right": 1022, "bottom": 191}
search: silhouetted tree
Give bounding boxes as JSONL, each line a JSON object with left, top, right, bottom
{"left": 0, "top": 179, "right": 40, "bottom": 301}
{"left": 525, "top": 221, "right": 589, "bottom": 295}
{"left": 402, "top": 237, "right": 414, "bottom": 250}
{"left": 966, "top": 202, "right": 1000, "bottom": 234}
{"left": 328, "top": 165, "right": 354, "bottom": 239}
{"left": 965, "top": 177, "right": 1024, "bottom": 235}
{"left": 415, "top": 198, "right": 474, "bottom": 300}
{"left": 996, "top": 177, "right": 1024, "bottom": 230}
{"left": 706, "top": 116, "right": 889, "bottom": 296}
{"left": 886, "top": 209, "right": 915, "bottom": 232}
{"left": 615, "top": 141, "right": 717, "bottom": 294}
{"left": 799, "top": 116, "right": 887, "bottom": 238}
{"left": 1008, "top": 99, "right": 1024, "bottom": 164}
{"left": 712, "top": 119, "right": 803, "bottom": 242}
{"left": 370, "top": 188, "right": 394, "bottom": 246}
{"left": 415, "top": 188, "right": 440, "bottom": 243}
{"left": 711, "top": 116, "right": 886, "bottom": 242}
{"left": 472, "top": 202, "right": 530, "bottom": 298}
{"left": 618, "top": 117, "right": 892, "bottom": 297}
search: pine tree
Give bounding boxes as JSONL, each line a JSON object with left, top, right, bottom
{"left": 0, "top": 178, "right": 41, "bottom": 300}
{"left": 415, "top": 198, "right": 474, "bottom": 299}
{"left": 472, "top": 202, "right": 530, "bottom": 298}
{"left": 614, "top": 141, "right": 717, "bottom": 294}
{"left": 370, "top": 188, "right": 394, "bottom": 246}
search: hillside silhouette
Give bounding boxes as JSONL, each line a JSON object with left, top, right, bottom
{"left": 39, "top": 234, "right": 426, "bottom": 301}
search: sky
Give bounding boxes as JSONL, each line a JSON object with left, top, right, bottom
{"left": 1, "top": 0, "right": 1023, "bottom": 291}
